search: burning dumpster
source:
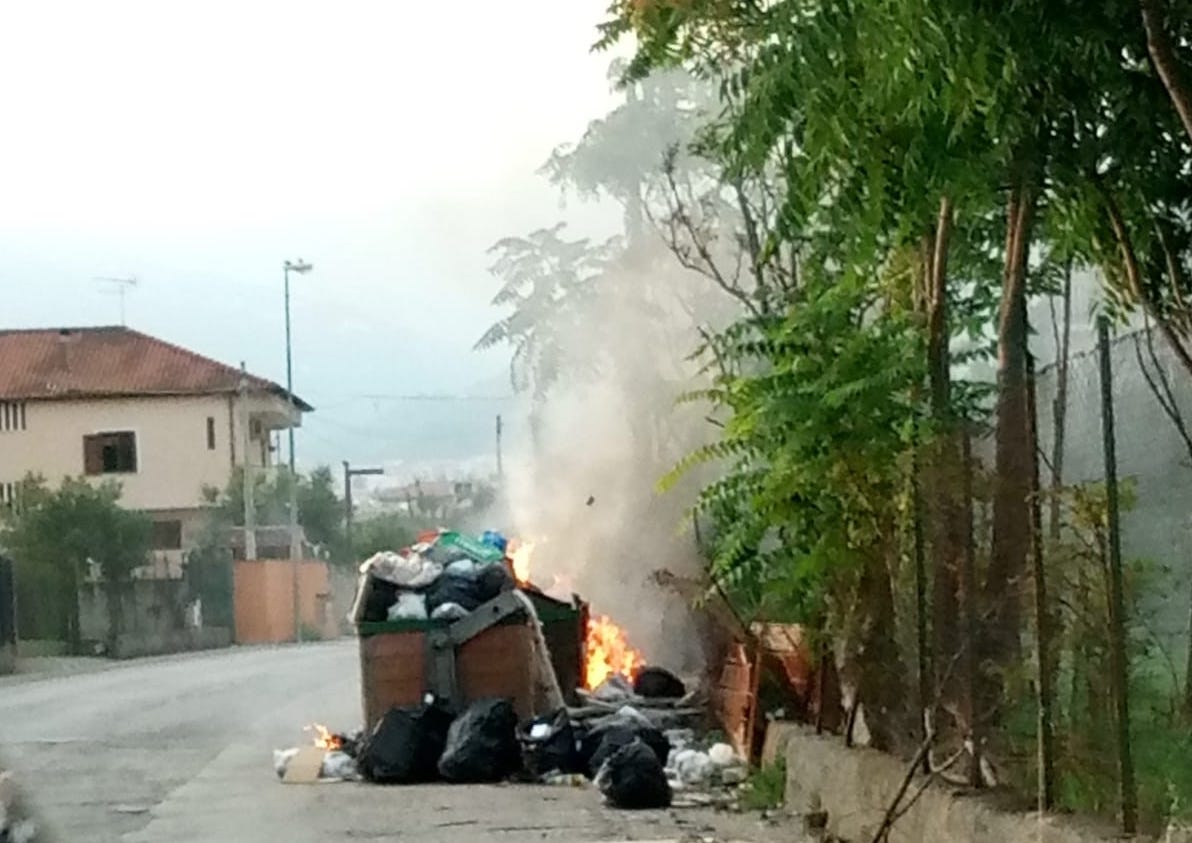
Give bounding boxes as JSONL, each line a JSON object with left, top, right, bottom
{"left": 351, "top": 530, "right": 586, "bottom": 731}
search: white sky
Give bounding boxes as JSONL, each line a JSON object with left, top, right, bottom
{"left": 0, "top": 0, "right": 624, "bottom": 466}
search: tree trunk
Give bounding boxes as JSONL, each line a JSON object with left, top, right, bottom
{"left": 959, "top": 430, "right": 983, "bottom": 788}
{"left": 855, "top": 548, "right": 907, "bottom": 752}
{"left": 985, "top": 181, "right": 1037, "bottom": 690}
{"left": 1048, "top": 264, "right": 1073, "bottom": 541}
{"left": 925, "top": 198, "right": 964, "bottom": 701}
{"left": 1027, "top": 355, "right": 1057, "bottom": 811}
{"left": 1139, "top": 0, "right": 1192, "bottom": 147}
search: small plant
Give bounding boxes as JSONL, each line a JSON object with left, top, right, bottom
{"left": 739, "top": 759, "right": 787, "bottom": 811}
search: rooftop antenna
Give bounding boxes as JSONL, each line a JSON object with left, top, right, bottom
{"left": 94, "top": 276, "right": 139, "bottom": 326}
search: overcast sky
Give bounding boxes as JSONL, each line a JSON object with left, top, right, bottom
{"left": 0, "top": 0, "right": 623, "bottom": 469}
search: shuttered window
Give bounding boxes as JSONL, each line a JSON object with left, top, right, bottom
{"left": 83, "top": 431, "right": 138, "bottom": 475}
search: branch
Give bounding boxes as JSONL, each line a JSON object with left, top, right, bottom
{"left": 652, "top": 154, "right": 763, "bottom": 320}
{"left": 1098, "top": 181, "right": 1192, "bottom": 379}
{"left": 1139, "top": 0, "right": 1192, "bottom": 147}
{"left": 1134, "top": 317, "right": 1192, "bottom": 465}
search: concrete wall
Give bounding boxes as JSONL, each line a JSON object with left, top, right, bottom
{"left": 233, "top": 559, "right": 336, "bottom": 644}
{"left": 770, "top": 723, "right": 1145, "bottom": 843}
{"left": 328, "top": 565, "right": 359, "bottom": 636}
{"left": 0, "top": 390, "right": 293, "bottom": 513}
{"left": 78, "top": 578, "right": 233, "bottom": 659}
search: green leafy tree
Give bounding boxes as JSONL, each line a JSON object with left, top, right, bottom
{"left": 1, "top": 476, "right": 151, "bottom": 653}
{"left": 200, "top": 466, "right": 347, "bottom": 562}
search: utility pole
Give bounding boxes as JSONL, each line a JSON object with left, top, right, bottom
{"left": 496, "top": 415, "right": 504, "bottom": 482}
{"left": 283, "top": 259, "right": 312, "bottom": 643}
{"left": 343, "top": 461, "right": 383, "bottom": 563}
{"left": 239, "top": 363, "right": 257, "bottom": 560}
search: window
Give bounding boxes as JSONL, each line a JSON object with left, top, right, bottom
{"left": 206, "top": 416, "right": 216, "bottom": 451}
{"left": 0, "top": 402, "right": 26, "bottom": 432}
{"left": 83, "top": 431, "right": 137, "bottom": 475}
{"left": 0, "top": 483, "right": 17, "bottom": 510}
{"left": 150, "top": 520, "right": 182, "bottom": 550}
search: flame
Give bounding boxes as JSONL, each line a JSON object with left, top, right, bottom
{"left": 306, "top": 723, "right": 343, "bottom": 751}
{"left": 509, "top": 540, "right": 534, "bottom": 585}
{"left": 585, "top": 614, "right": 645, "bottom": 689}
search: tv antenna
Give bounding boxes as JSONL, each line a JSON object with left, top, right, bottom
{"left": 94, "top": 276, "right": 139, "bottom": 326}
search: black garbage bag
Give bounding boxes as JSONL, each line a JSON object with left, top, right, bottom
{"left": 425, "top": 574, "right": 485, "bottom": 614}
{"left": 360, "top": 577, "right": 400, "bottom": 623}
{"left": 474, "top": 563, "right": 515, "bottom": 602}
{"left": 581, "top": 718, "right": 670, "bottom": 779}
{"left": 633, "top": 666, "right": 687, "bottom": 699}
{"left": 338, "top": 728, "right": 364, "bottom": 759}
{"left": 596, "top": 739, "right": 672, "bottom": 809}
{"left": 357, "top": 701, "right": 454, "bottom": 784}
{"left": 437, "top": 698, "right": 522, "bottom": 783}
{"left": 520, "top": 709, "right": 583, "bottom": 778}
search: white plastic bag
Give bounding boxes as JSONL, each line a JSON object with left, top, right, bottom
{"left": 708, "top": 742, "right": 738, "bottom": 768}
{"left": 672, "top": 749, "right": 714, "bottom": 785}
{"left": 364, "top": 551, "right": 442, "bottom": 589}
{"left": 387, "top": 592, "right": 428, "bottom": 621}
{"left": 273, "top": 747, "right": 300, "bottom": 779}
{"left": 321, "top": 751, "right": 359, "bottom": 780}
{"left": 430, "top": 602, "right": 469, "bottom": 621}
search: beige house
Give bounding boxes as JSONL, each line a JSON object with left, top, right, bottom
{"left": 0, "top": 326, "right": 311, "bottom": 577}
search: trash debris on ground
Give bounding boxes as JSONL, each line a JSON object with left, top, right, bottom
{"left": 633, "top": 666, "right": 687, "bottom": 699}
{"left": 520, "top": 709, "right": 584, "bottom": 778}
{"left": 273, "top": 748, "right": 300, "bottom": 779}
{"left": 596, "top": 739, "right": 672, "bottom": 809}
{"left": 320, "top": 751, "right": 360, "bottom": 781}
{"left": 437, "top": 699, "right": 522, "bottom": 783}
{"left": 357, "top": 699, "right": 454, "bottom": 784}
{"left": 280, "top": 746, "right": 326, "bottom": 784}
{"left": 581, "top": 715, "right": 671, "bottom": 779}
{"left": 671, "top": 748, "right": 715, "bottom": 785}
{"left": 707, "top": 742, "right": 738, "bottom": 768}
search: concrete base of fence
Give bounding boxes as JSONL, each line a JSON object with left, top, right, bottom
{"left": 0, "top": 643, "right": 13, "bottom": 675}
{"left": 767, "top": 723, "right": 1148, "bottom": 843}
{"left": 109, "top": 627, "right": 232, "bottom": 660}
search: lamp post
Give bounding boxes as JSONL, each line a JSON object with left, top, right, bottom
{"left": 284, "top": 258, "right": 312, "bottom": 642}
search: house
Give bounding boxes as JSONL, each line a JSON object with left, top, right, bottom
{"left": 0, "top": 326, "right": 312, "bottom": 578}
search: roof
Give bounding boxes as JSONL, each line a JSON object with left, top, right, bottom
{"left": 0, "top": 326, "right": 313, "bottom": 410}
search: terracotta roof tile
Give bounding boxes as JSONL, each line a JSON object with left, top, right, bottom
{"left": 0, "top": 326, "right": 312, "bottom": 409}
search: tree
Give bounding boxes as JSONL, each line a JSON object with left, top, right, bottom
{"left": 200, "top": 465, "right": 347, "bottom": 562}
{"left": 1, "top": 476, "right": 151, "bottom": 653}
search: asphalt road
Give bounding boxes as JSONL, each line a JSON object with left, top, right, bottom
{"left": 0, "top": 641, "right": 794, "bottom": 843}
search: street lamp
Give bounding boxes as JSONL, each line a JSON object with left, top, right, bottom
{"left": 284, "top": 258, "right": 312, "bottom": 642}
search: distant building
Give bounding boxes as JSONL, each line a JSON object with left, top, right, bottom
{"left": 0, "top": 326, "right": 311, "bottom": 577}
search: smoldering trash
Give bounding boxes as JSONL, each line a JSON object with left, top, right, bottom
{"left": 271, "top": 527, "right": 750, "bottom": 809}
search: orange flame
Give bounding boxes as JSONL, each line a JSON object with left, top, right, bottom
{"left": 306, "top": 723, "right": 343, "bottom": 751}
{"left": 509, "top": 540, "right": 534, "bottom": 585}
{"left": 585, "top": 614, "right": 645, "bottom": 690}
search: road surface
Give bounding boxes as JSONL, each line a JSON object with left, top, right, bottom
{"left": 0, "top": 641, "right": 795, "bottom": 842}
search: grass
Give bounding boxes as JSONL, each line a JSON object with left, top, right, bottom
{"left": 739, "top": 758, "right": 787, "bottom": 811}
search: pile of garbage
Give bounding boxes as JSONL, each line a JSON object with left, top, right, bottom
{"left": 350, "top": 529, "right": 515, "bottom": 624}
{"left": 275, "top": 672, "right": 748, "bottom": 810}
